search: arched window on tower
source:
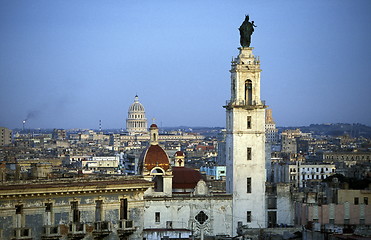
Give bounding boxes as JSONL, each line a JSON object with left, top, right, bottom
{"left": 153, "top": 133, "right": 157, "bottom": 141}
{"left": 245, "top": 80, "right": 252, "bottom": 105}
{"left": 151, "top": 169, "right": 164, "bottom": 192}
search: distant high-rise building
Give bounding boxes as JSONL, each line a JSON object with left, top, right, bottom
{"left": 126, "top": 95, "right": 148, "bottom": 135}
{"left": 0, "top": 127, "right": 12, "bottom": 146}
{"left": 52, "top": 129, "right": 66, "bottom": 140}
{"left": 265, "top": 108, "right": 278, "bottom": 143}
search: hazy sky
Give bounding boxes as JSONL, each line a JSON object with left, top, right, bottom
{"left": 1, "top": 0, "right": 370, "bottom": 129}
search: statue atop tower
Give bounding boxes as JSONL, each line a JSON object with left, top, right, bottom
{"left": 239, "top": 15, "right": 257, "bottom": 47}
{"left": 224, "top": 17, "right": 267, "bottom": 233}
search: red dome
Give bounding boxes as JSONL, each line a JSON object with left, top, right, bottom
{"left": 139, "top": 145, "right": 170, "bottom": 172}
{"left": 150, "top": 124, "right": 158, "bottom": 128}
{"left": 172, "top": 167, "right": 204, "bottom": 189}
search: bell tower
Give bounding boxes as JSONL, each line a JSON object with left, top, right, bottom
{"left": 224, "top": 47, "right": 267, "bottom": 232}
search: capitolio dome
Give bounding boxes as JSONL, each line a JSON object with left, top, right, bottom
{"left": 126, "top": 95, "right": 148, "bottom": 135}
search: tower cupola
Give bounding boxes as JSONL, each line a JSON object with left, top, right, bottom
{"left": 150, "top": 124, "right": 159, "bottom": 145}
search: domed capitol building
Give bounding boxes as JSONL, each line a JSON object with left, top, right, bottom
{"left": 126, "top": 95, "right": 148, "bottom": 135}
{"left": 119, "top": 96, "right": 204, "bottom": 145}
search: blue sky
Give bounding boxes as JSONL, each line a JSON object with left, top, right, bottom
{"left": 0, "top": 0, "right": 370, "bottom": 129}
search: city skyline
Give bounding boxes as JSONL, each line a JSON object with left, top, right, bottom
{"left": 1, "top": 0, "right": 370, "bottom": 129}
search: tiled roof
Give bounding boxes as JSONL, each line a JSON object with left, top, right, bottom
{"left": 172, "top": 167, "right": 204, "bottom": 189}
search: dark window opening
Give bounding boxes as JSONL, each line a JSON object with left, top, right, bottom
{"left": 152, "top": 169, "right": 164, "bottom": 192}
{"left": 95, "top": 200, "right": 103, "bottom": 222}
{"left": 267, "top": 211, "right": 276, "bottom": 227}
{"left": 245, "top": 80, "right": 252, "bottom": 105}
{"left": 71, "top": 201, "right": 80, "bottom": 223}
{"left": 155, "top": 212, "right": 160, "bottom": 223}
{"left": 247, "top": 116, "right": 251, "bottom": 129}
{"left": 120, "top": 198, "right": 128, "bottom": 220}
{"left": 195, "top": 211, "right": 209, "bottom": 225}
{"left": 247, "top": 211, "right": 252, "bottom": 222}
{"left": 45, "top": 203, "right": 52, "bottom": 212}
{"left": 247, "top": 147, "right": 251, "bottom": 160}
{"left": 16, "top": 205, "right": 23, "bottom": 214}
{"left": 247, "top": 178, "right": 252, "bottom": 193}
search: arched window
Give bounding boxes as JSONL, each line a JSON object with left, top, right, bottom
{"left": 151, "top": 169, "right": 164, "bottom": 192}
{"left": 245, "top": 80, "right": 252, "bottom": 105}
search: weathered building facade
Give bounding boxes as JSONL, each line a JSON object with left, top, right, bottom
{"left": 139, "top": 124, "right": 233, "bottom": 239}
{"left": 0, "top": 177, "right": 152, "bottom": 240}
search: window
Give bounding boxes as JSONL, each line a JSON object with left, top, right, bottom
{"left": 45, "top": 203, "right": 52, "bottom": 212}
{"left": 246, "top": 211, "right": 251, "bottom": 222}
{"left": 268, "top": 198, "right": 277, "bottom": 209}
{"left": 364, "top": 197, "right": 368, "bottom": 205}
{"left": 247, "top": 147, "right": 251, "bottom": 160}
{"left": 120, "top": 198, "right": 128, "bottom": 220}
{"left": 354, "top": 197, "right": 359, "bottom": 205}
{"left": 45, "top": 202, "right": 53, "bottom": 225}
{"left": 245, "top": 80, "right": 252, "bottom": 105}
{"left": 195, "top": 211, "right": 209, "bottom": 224}
{"left": 153, "top": 174, "right": 164, "bottom": 192}
{"left": 268, "top": 211, "right": 276, "bottom": 228}
{"left": 155, "top": 212, "right": 160, "bottom": 223}
{"left": 247, "top": 178, "right": 251, "bottom": 193}
{"left": 229, "top": 147, "right": 231, "bottom": 161}
{"left": 16, "top": 205, "right": 23, "bottom": 214}
{"left": 71, "top": 201, "right": 80, "bottom": 223}
{"left": 247, "top": 116, "right": 251, "bottom": 129}
{"left": 95, "top": 200, "right": 103, "bottom": 222}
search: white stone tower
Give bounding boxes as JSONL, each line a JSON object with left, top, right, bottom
{"left": 224, "top": 47, "right": 267, "bottom": 233}
{"left": 126, "top": 95, "right": 148, "bottom": 135}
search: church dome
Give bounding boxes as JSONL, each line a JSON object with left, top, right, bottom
{"left": 139, "top": 145, "right": 170, "bottom": 172}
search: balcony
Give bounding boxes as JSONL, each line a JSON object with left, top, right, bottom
{"left": 117, "top": 219, "right": 135, "bottom": 238}
{"left": 92, "top": 221, "right": 112, "bottom": 239}
{"left": 224, "top": 99, "right": 266, "bottom": 110}
{"left": 41, "top": 225, "right": 61, "bottom": 240}
{"left": 12, "top": 228, "right": 32, "bottom": 240}
{"left": 67, "top": 223, "right": 86, "bottom": 240}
